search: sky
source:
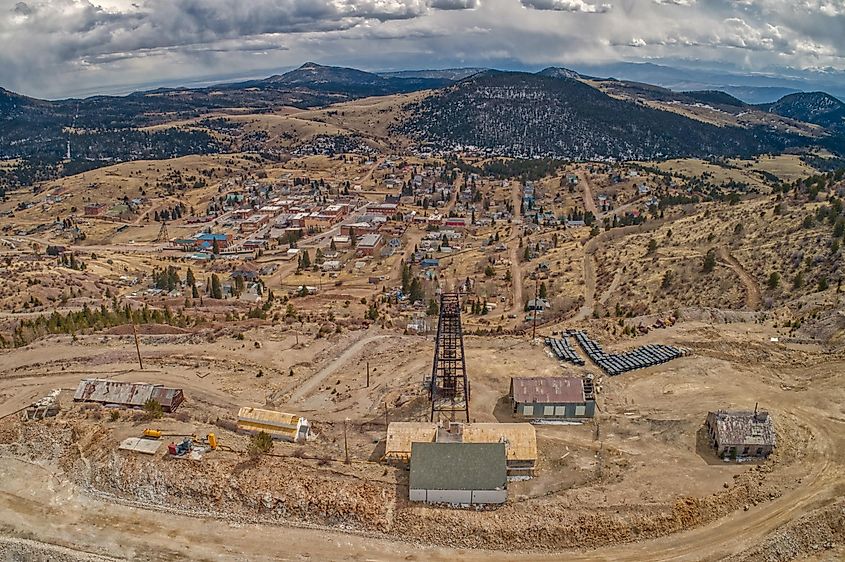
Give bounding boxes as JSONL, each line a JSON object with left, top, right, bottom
{"left": 1, "top": 0, "right": 844, "bottom": 99}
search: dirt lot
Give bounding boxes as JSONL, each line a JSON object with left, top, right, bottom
{"left": 0, "top": 315, "right": 843, "bottom": 561}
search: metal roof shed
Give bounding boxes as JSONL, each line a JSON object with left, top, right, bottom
{"left": 510, "top": 376, "right": 595, "bottom": 419}
{"left": 73, "top": 379, "right": 185, "bottom": 412}
{"left": 409, "top": 442, "right": 507, "bottom": 505}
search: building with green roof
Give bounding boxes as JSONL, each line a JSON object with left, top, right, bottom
{"left": 409, "top": 442, "right": 507, "bottom": 505}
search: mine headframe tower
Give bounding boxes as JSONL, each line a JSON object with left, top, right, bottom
{"left": 155, "top": 221, "right": 170, "bottom": 243}
{"left": 428, "top": 291, "right": 470, "bottom": 422}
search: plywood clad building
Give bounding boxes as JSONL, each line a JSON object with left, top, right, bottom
{"left": 384, "top": 422, "right": 438, "bottom": 462}
{"left": 510, "top": 376, "right": 596, "bottom": 419}
{"left": 237, "top": 407, "right": 310, "bottom": 443}
{"left": 384, "top": 422, "right": 537, "bottom": 476}
{"left": 409, "top": 442, "right": 507, "bottom": 505}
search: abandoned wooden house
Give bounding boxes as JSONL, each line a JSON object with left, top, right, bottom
{"left": 705, "top": 409, "right": 776, "bottom": 460}
{"left": 73, "top": 379, "right": 184, "bottom": 412}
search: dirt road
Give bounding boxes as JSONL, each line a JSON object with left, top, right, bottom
{"left": 507, "top": 241, "right": 524, "bottom": 316}
{"left": 718, "top": 247, "right": 762, "bottom": 310}
{"left": 576, "top": 171, "right": 599, "bottom": 217}
{"left": 0, "top": 399, "right": 841, "bottom": 562}
{"left": 287, "top": 332, "right": 391, "bottom": 404}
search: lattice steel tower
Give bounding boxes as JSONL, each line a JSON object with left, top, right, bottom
{"left": 428, "top": 292, "right": 470, "bottom": 422}
{"left": 155, "top": 221, "right": 169, "bottom": 243}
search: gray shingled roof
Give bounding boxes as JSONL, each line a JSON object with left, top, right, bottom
{"left": 410, "top": 442, "right": 507, "bottom": 491}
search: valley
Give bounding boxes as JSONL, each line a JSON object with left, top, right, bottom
{"left": 0, "top": 62, "right": 844, "bottom": 562}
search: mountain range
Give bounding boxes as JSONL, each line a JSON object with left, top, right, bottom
{"left": 397, "top": 70, "right": 841, "bottom": 160}
{"left": 1, "top": 62, "right": 844, "bottom": 184}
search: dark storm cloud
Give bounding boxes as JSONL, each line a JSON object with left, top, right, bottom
{"left": 0, "top": 0, "right": 842, "bottom": 98}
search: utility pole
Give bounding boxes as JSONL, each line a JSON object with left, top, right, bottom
{"left": 131, "top": 321, "right": 144, "bottom": 370}
{"left": 366, "top": 361, "right": 370, "bottom": 388}
{"left": 343, "top": 418, "right": 350, "bottom": 464}
{"left": 532, "top": 280, "right": 539, "bottom": 340}
{"left": 384, "top": 400, "right": 389, "bottom": 428}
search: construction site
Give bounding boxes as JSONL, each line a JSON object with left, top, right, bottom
{"left": 0, "top": 287, "right": 843, "bottom": 562}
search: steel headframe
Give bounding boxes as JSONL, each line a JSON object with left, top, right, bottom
{"left": 429, "top": 291, "right": 470, "bottom": 422}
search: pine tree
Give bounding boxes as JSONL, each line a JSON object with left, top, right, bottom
{"left": 210, "top": 274, "right": 223, "bottom": 299}
{"left": 401, "top": 263, "right": 411, "bottom": 294}
{"left": 409, "top": 278, "right": 423, "bottom": 303}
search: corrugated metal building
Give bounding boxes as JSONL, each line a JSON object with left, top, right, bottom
{"left": 73, "top": 379, "right": 184, "bottom": 412}
{"left": 409, "top": 442, "right": 507, "bottom": 505}
{"left": 384, "top": 421, "right": 537, "bottom": 476}
{"left": 510, "top": 376, "right": 596, "bottom": 419}
{"left": 237, "top": 407, "right": 310, "bottom": 443}
{"left": 705, "top": 409, "right": 776, "bottom": 460}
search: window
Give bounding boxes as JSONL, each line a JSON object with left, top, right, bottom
{"left": 756, "top": 447, "right": 763, "bottom": 456}
{"left": 554, "top": 406, "right": 566, "bottom": 416}
{"left": 523, "top": 405, "right": 533, "bottom": 416}
{"left": 575, "top": 405, "right": 586, "bottom": 417}
{"left": 543, "top": 405, "right": 554, "bottom": 416}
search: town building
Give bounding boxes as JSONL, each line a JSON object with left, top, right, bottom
{"left": 705, "top": 409, "right": 776, "bottom": 460}
{"left": 356, "top": 233, "right": 384, "bottom": 256}
{"left": 195, "top": 232, "right": 232, "bottom": 250}
{"left": 409, "top": 442, "right": 507, "bottom": 505}
{"left": 73, "top": 379, "right": 184, "bottom": 412}
{"left": 525, "top": 298, "right": 551, "bottom": 312}
{"left": 510, "top": 376, "right": 596, "bottom": 419}
{"left": 231, "top": 264, "right": 259, "bottom": 282}
{"left": 332, "top": 235, "right": 352, "bottom": 248}
{"left": 367, "top": 202, "right": 399, "bottom": 216}
{"left": 239, "top": 213, "right": 270, "bottom": 234}
{"left": 84, "top": 203, "right": 106, "bottom": 217}
{"left": 341, "top": 222, "right": 378, "bottom": 236}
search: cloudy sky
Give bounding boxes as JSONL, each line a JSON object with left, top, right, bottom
{"left": 1, "top": 0, "right": 844, "bottom": 99}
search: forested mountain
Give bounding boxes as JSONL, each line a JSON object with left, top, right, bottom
{"left": 235, "top": 62, "right": 451, "bottom": 96}
{"left": 537, "top": 67, "right": 584, "bottom": 80}
{"left": 379, "top": 68, "right": 487, "bottom": 81}
{"left": 398, "top": 71, "right": 817, "bottom": 160}
{"left": 760, "top": 92, "right": 845, "bottom": 130}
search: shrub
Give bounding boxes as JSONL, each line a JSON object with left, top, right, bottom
{"left": 702, "top": 248, "right": 717, "bottom": 273}
{"left": 248, "top": 431, "right": 274, "bottom": 456}
{"left": 143, "top": 399, "right": 163, "bottom": 419}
